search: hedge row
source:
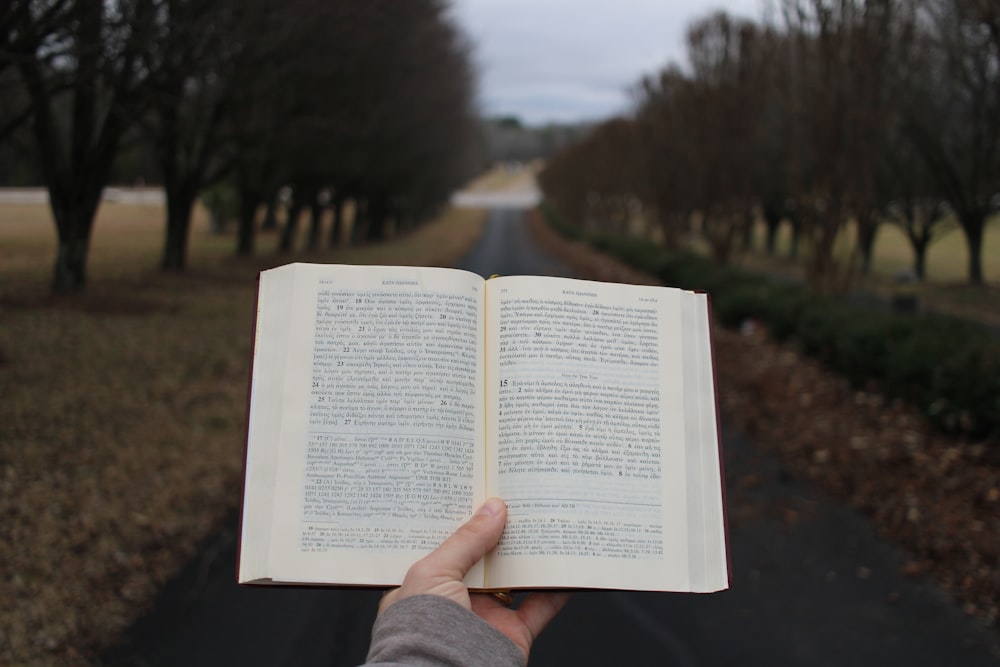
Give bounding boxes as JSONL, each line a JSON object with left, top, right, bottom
{"left": 542, "top": 205, "right": 1000, "bottom": 440}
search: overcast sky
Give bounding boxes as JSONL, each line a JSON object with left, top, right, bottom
{"left": 449, "top": 0, "right": 766, "bottom": 126}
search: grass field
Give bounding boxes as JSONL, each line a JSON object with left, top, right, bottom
{"left": 730, "top": 216, "right": 1000, "bottom": 327}
{"left": 746, "top": 215, "right": 1000, "bottom": 284}
{"left": 461, "top": 160, "right": 542, "bottom": 194}
{"left": 628, "top": 204, "right": 999, "bottom": 325}
{"left": 0, "top": 198, "right": 487, "bottom": 665}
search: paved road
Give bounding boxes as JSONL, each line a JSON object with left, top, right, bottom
{"left": 103, "top": 208, "right": 1000, "bottom": 666}
{"left": 454, "top": 207, "right": 567, "bottom": 278}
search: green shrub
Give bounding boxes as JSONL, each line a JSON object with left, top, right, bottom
{"left": 713, "top": 282, "right": 784, "bottom": 329}
{"left": 755, "top": 284, "right": 812, "bottom": 342}
{"left": 880, "top": 316, "right": 994, "bottom": 433}
{"left": 598, "top": 234, "right": 672, "bottom": 276}
{"left": 539, "top": 202, "right": 584, "bottom": 241}
{"left": 828, "top": 312, "right": 913, "bottom": 387}
{"left": 657, "top": 253, "right": 749, "bottom": 293}
{"left": 930, "top": 341, "right": 1000, "bottom": 437}
{"left": 793, "top": 297, "right": 849, "bottom": 359}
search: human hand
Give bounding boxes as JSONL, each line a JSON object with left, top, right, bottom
{"left": 378, "top": 497, "right": 570, "bottom": 660}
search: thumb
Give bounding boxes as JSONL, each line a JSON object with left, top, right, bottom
{"left": 414, "top": 497, "right": 507, "bottom": 580}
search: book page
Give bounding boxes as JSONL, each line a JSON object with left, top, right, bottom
{"left": 484, "top": 276, "right": 693, "bottom": 591}
{"left": 253, "top": 264, "right": 486, "bottom": 586}
{"left": 240, "top": 266, "right": 298, "bottom": 583}
{"left": 679, "top": 292, "right": 729, "bottom": 592}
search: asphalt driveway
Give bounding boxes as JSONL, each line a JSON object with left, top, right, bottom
{"left": 103, "top": 208, "right": 1000, "bottom": 666}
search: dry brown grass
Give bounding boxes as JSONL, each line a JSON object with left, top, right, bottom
{"left": 0, "top": 200, "right": 486, "bottom": 666}
{"left": 462, "top": 161, "right": 542, "bottom": 194}
{"left": 734, "top": 217, "right": 1000, "bottom": 327}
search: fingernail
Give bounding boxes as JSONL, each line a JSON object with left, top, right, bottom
{"left": 478, "top": 497, "right": 505, "bottom": 517}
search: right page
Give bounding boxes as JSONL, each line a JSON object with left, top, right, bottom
{"left": 483, "top": 275, "right": 728, "bottom": 592}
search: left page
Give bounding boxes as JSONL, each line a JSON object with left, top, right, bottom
{"left": 240, "top": 263, "right": 487, "bottom": 587}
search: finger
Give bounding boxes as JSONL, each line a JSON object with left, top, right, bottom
{"left": 515, "top": 592, "right": 572, "bottom": 639}
{"left": 415, "top": 497, "right": 507, "bottom": 579}
{"left": 377, "top": 587, "right": 401, "bottom": 615}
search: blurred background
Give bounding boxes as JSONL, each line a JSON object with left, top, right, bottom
{"left": 0, "top": 0, "right": 998, "bottom": 664}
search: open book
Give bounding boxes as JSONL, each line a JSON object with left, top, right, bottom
{"left": 239, "top": 263, "right": 729, "bottom": 592}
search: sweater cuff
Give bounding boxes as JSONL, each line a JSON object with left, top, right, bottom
{"left": 366, "top": 594, "right": 525, "bottom": 667}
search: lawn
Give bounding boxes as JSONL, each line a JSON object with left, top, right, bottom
{"left": 461, "top": 159, "right": 542, "bottom": 194}
{"left": 0, "top": 196, "right": 487, "bottom": 665}
{"left": 736, "top": 215, "right": 1000, "bottom": 327}
{"left": 755, "top": 214, "right": 1000, "bottom": 282}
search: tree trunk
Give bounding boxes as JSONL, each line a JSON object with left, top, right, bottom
{"left": 788, "top": 214, "right": 802, "bottom": 260}
{"left": 658, "top": 208, "right": 679, "bottom": 250}
{"left": 328, "top": 194, "right": 345, "bottom": 248}
{"left": 806, "top": 204, "right": 849, "bottom": 294}
{"left": 161, "top": 185, "right": 198, "bottom": 271}
{"left": 261, "top": 194, "right": 279, "bottom": 230}
{"left": 395, "top": 207, "right": 414, "bottom": 234}
{"left": 741, "top": 209, "right": 754, "bottom": 251}
{"left": 703, "top": 207, "right": 737, "bottom": 265}
{"left": 352, "top": 198, "right": 368, "bottom": 244}
{"left": 279, "top": 201, "right": 304, "bottom": 252}
{"left": 49, "top": 188, "right": 103, "bottom": 293}
{"left": 741, "top": 224, "right": 753, "bottom": 251}
{"left": 912, "top": 236, "right": 928, "bottom": 280}
{"left": 306, "top": 199, "right": 324, "bottom": 250}
{"left": 366, "top": 194, "right": 386, "bottom": 242}
{"left": 953, "top": 203, "right": 987, "bottom": 285}
{"left": 236, "top": 195, "right": 257, "bottom": 256}
{"left": 52, "top": 234, "right": 91, "bottom": 293}
{"left": 19, "top": 1, "right": 128, "bottom": 294}
{"left": 962, "top": 217, "right": 985, "bottom": 285}
{"left": 855, "top": 211, "right": 880, "bottom": 276}
{"left": 762, "top": 204, "right": 783, "bottom": 255}
{"left": 49, "top": 194, "right": 107, "bottom": 292}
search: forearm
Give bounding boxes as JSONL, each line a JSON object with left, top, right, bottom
{"left": 364, "top": 595, "right": 524, "bottom": 667}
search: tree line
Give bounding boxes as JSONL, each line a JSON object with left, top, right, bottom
{"left": 539, "top": 0, "right": 1000, "bottom": 287}
{"left": 0, "top": 0, "right": 480, "bottom": 292}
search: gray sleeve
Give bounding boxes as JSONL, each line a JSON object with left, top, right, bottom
{"left": 363, "top": 594, "right": 525, "bottom": 667}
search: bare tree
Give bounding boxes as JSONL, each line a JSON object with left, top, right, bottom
{"left": 226, "top": 0, "right": 301, "bottom": 257}
{"left": 684, "top": 12, "right": 769, "bottom": 264}
{"left": 537, "top": 118, "right": 640, "bottom": 237}
{"left": 903, "top": 0, "right": 1000, "bottom": 284}
{"left": 886, "top": 199, "right": 953, "bottom": 279}
{"left": 2, "top": 0, "right": 156, "bottom": 292}
{"left": 631, "top": 67, "right": 706, "bottom": 250}
{"left": 537, "top": 134, "right": 592, "bottom": 229}
{"left": 779, "top": 0, "right": 900, "bottom": 292}
{"left": 260, "top": 0, "right": 480, "bottom": 252}
{"left": 141, "top": 0, "right": 238, "bottom": 270}
{"left": 745, "top": 25, "right": 798, "bottom": 257}
{"left": 348, "top": 0, "right": 480, "bottom": 242}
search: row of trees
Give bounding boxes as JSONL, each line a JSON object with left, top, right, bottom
{"left": 539, "top": 0, "right": 999, "bottom": 287}
{"left": 0, "top": 0, "right": 480, "bottom": 292}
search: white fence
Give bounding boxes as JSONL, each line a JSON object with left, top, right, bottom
{"left": 0, "top": 187, "right": 165, "bottom": 205}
